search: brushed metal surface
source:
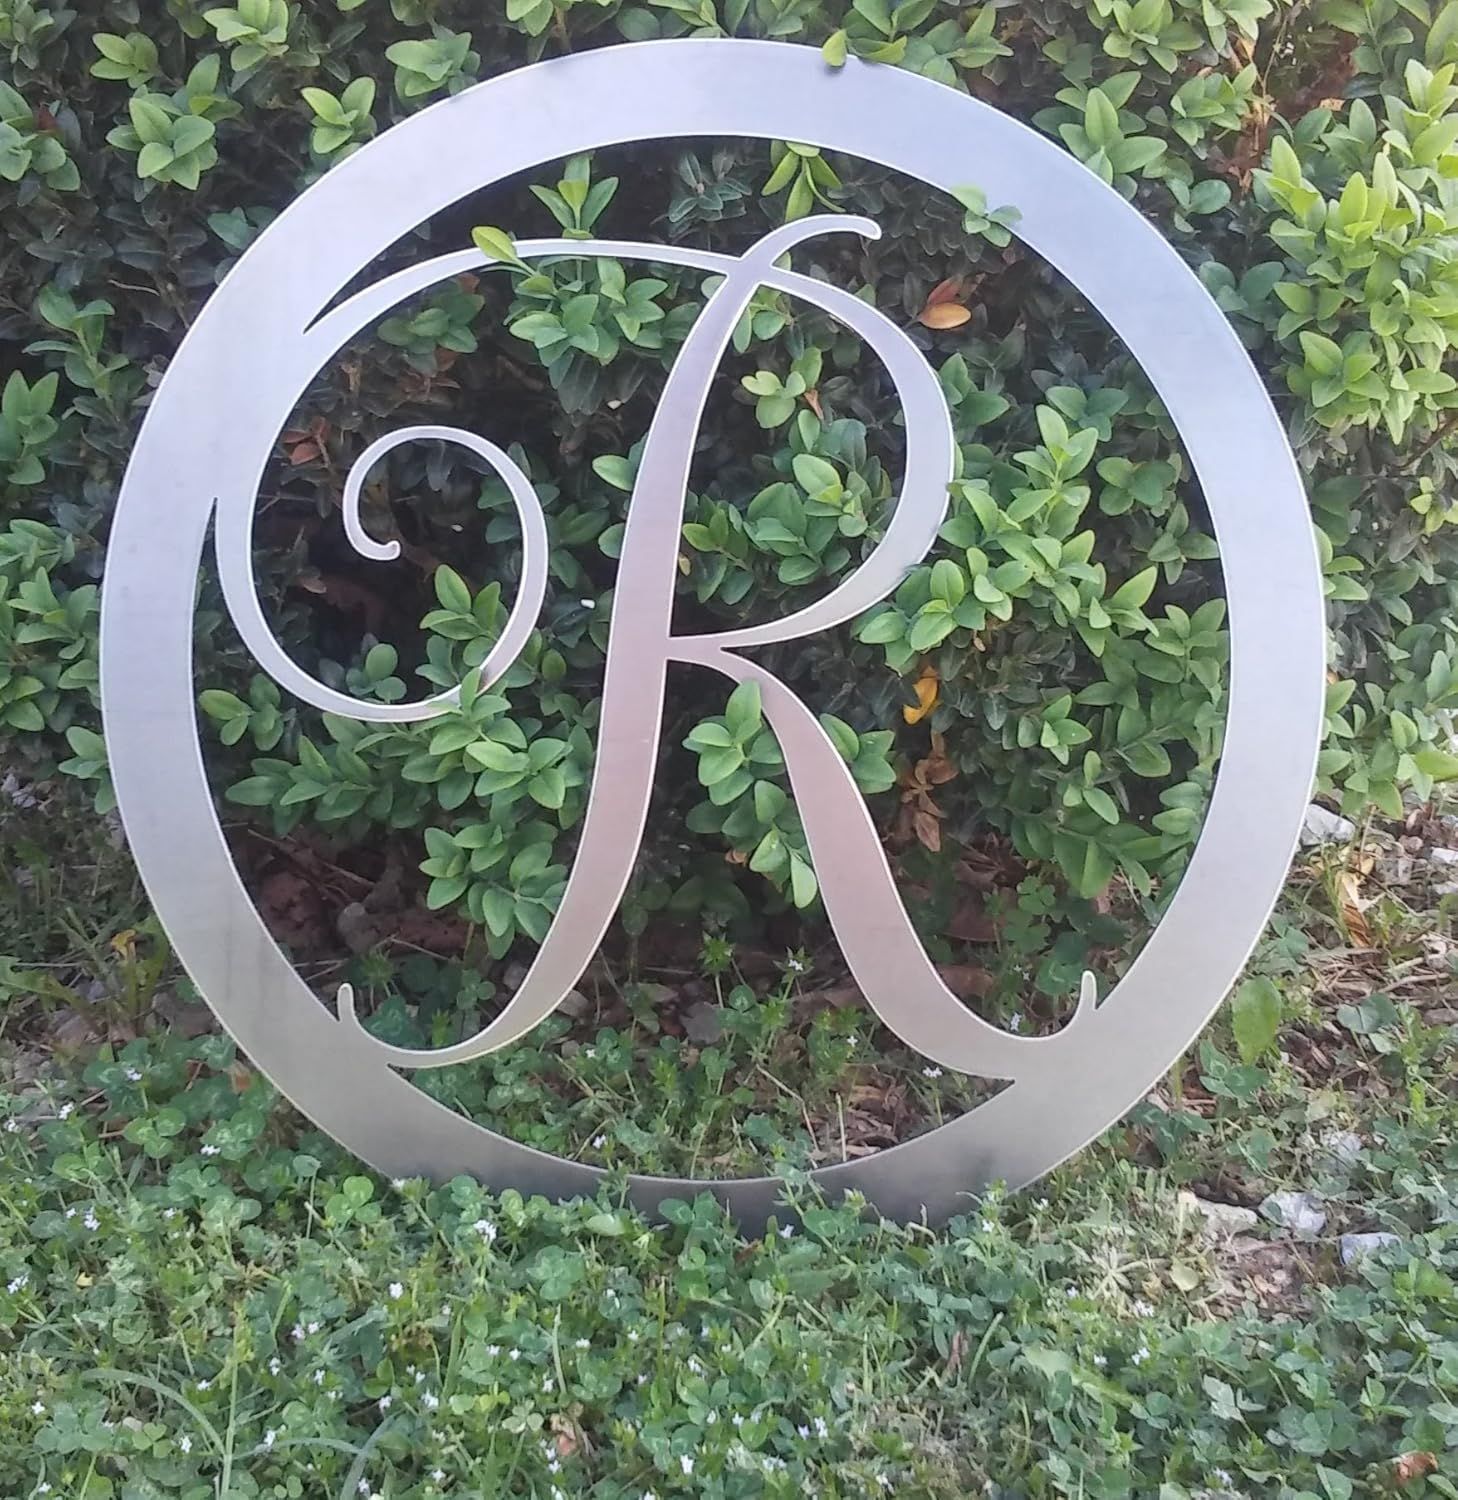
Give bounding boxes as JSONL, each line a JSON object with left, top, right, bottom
{"left": 100, "top": 40, "right": 1324, "bottom": 1225}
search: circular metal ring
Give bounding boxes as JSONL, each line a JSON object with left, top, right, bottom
{"left": 100, "top": 40, "right": 1324, "bottom": 1225}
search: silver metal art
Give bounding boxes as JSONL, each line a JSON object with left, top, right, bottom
{"left": 100, "top": 40, "right": 1326, "bottom": 1225}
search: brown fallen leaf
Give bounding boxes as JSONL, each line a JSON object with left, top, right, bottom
{"left": 1394, "top": 1453, "right": 1438, "bottom": 1485}
{"left": 1336, "top": 870, "right": 1372, "bottom": 947}
{"left": 918, "top": 302, "right": 972, "bottom": 330}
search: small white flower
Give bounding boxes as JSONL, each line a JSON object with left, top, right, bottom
{"left": 439, "top": 1304, "right": 450, "bottom": 1320}
{"left": 636, "top": 1373, "right": 647, "bottom": 1385}
{"left": 543, "top": 1376, "right": 555, "bottom": 1393}
{"left": 579, "top": 598, "right": 595, "bottom": 609}
{"left": 306, "top": 1320, "right": 320, "bottom": 1335}
{"left": 196, "top": 1379, "right": 211, "bottom": 1390}
{"left": 509, "top": 1348, "right": 520, "bottom": 1361}
{"left": 876, "top": 1476, "right": 893, "bottom": 1491}
{"left": 57, "top": 1103, "right": 73, "bottom": 1120}
{"left": 422, "top": 1391, "right": 439, "bottom": 1410}
{"left": 200, "top": 1144, "right": 220, "bottom": 1156}
{"left": 980, "top": 1217, "right": 995, "bottom": 1233}
{"left": 291, "top": 1324, "right": 305, "bottom": 1342}
{"left": 83, "top": 1210, "right": 99, "bottom": 1231}
{"left": 707, "top": 1409, "right": 718, "bottom": 1424}
{"left": 814, "top": 1416, "right": 828, "bottom": 1438}
{"left": 797, "top": 1424, "right": 810, "bottom": 1439}
{"left": 1035, "top": 1197, "right": 1050, "bottom": 1210}
{"left": 486, "top": 1344, "right": 501, "bottom": 1357}
{"left": 732, "top": 1413, "right": 744, "bottom": 1428}
{"left": 679, "top": 1456, "right": 694, "bottom": 1475}
{"left": 125, "top": 1067, "right": 142, "bottom": 1082}
{"left": 388, "top": 1282, "right": 404, "bottom": 1300}
{"left": 163, "top": 1208, "right": 178, "bottom": 1220}
{"left": 1213, "top": 1469, "right": 1234, "bottom": 1490}
{"left": 548, "top": 1458, "right": 561, "bottom": 1473}
{"left": 268, "top": 1357, "right": 281, "bottom": 1375}
{"left": 179, "top": 1434, "right": 192, "bottom": 1454}
{"left": 473, "top": 1218, "right": 497, "bottom": 1242}
{"left": 1008, "top": 1012, "right": 1023, "bottom": 1032}
{"left": 921, "top": 1066, "right": 943, "bottom": 1079}
{"left": 1133, "top": 1298, "right": 1155, "bottom": 1317}
{"left": 30, "top": 1400, "right": 45, "bottom": 1415}
{"left": 431, "top": 1471, "right": 445, "bottom": 1484}
{"left": 64, "top": 1208, "right": 75, "bottom": 1220}
{"left": 575, "top": 1337, "right": 589, "bottom": 1348}
{"left": 592, "top": 1135, "right": 606, "bottom": 1149}
{"left": 1093, "top": 1354, "right": 1107, "bottom": 1368}
{"left": 584, "top": 1047, "right": 596, "bottom": 1059}
{"left": 687, "top": 1356, "right": 703, "bottom": 1375}
{"left": 778, "top": 1225, "right": 794, "bottom": 1239}
{"left": 378, "top": 1395, "right": 392, "bottom": 1411}
{"left": 1064, "top": 1285, "right": 1077, "bottom": 1299}
{"left": 262, "top": 1430, "right": 276, "bottom": 1450}
{"left": 313, "top": 1369, "right": 325, "bottom": 1385}
{"left": 7, "top": 1273, "right": 28, "bottom": 1293}
{"left": 1132, "top": 1345, "right": 1150, "bottom": 1366}
{"left": 627, "top": 1329, "right": 639, "bottom": 1342}
{"left": 642, "top": 1492, "right": 657, "bottom": 1500}
{"left": 358, "top": 1480, "right": 371, "bottom": 1496}
{"left": 390, "top": 1178, "right": 406, "bottom": 1190}
{"left": 2, "top": 1118, "right": 15, "bottom": 1133}
{"left": 35, "top": 1485, "right": 50, "bottom": 1496}
{"left": 787, "top": 957, "right": 805, "bottom": 973}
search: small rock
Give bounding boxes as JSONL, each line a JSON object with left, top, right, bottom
{"left": 556, "top": 989, "right": 591, "bottom": 1019}
{"left": 335, "top": 902, "right": 377, "bottom": 955}
{"left": 1300, "top": 804, "right": 1356, "bottom": 847}
{"left": 1435, "top": 880, "right": 1458, "bottom": 898}
{"left": 1181, "top": 1191, "right": 1259, "bottom": 1239}
{"left": 1, "top": 771, "right": 39, "bottom": 809}
{"left": 1319, "top": 1129, "right": 1363, "bottom": 1166}
{"left": 1260, "top": 1190, "right": 1327, "bottom": 1236}
{"left": 1428, "top": 846, "right": 1458, "bottom": 867}
{"left": 503, "top": 962, "right": 529, "bottom": 990}
{"left": 683, "top": 1000, "right": 723, "bottom": 1045}
{"left": 1340, "top": 1232, "right": 1401, "bottom": 1265}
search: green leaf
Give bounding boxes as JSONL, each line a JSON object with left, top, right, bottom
{"left": 1231, "top": 976, "right": 1282, "bottom": 1064}
{"left": 471, "top": 225, "right": 520, "bottom": 265}
{"left": 1412, "top": 747, "right": 1458, "bottom": 781}
{"left": 434, "top": 566, "right": 473, "bottom": 614}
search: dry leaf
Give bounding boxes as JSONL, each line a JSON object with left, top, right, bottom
{"left": 1336, "top": 870, "right": 1372, "bottom": 946}
{"left": 918, "top": 302, "right": 972, "bottom": 330}
{"left": 913, "top": 807, "right": 942, "bottom": 852}
{"left": 903, "top": 663, "right": 940, "bottom": 724}
{"left": 1394, "top": 1453, "right": 1438, "bottom": 1485}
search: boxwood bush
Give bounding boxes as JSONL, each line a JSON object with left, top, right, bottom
{"left": 4, "top": 0, "right": 1458, "bottom": 1028}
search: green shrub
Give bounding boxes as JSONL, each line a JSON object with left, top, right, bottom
{"left": 4, "top": 0, "right": 1458, "bottom": 1013}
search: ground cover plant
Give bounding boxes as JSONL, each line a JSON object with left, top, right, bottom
{"left": 0, "top": 815, "right": 1454, "bottom": 1498}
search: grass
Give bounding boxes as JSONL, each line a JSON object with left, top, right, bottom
{"left": 0, "top": 788, "right": 1455, "bottom": 1497}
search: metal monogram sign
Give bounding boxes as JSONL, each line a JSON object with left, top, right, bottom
{"left": 100, "top": 41, "right": 1325, "bottom": 1224}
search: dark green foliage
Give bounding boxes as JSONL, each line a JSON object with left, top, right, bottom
{"left": 4, "top": 0, "right": 1458, "bottom": 999}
